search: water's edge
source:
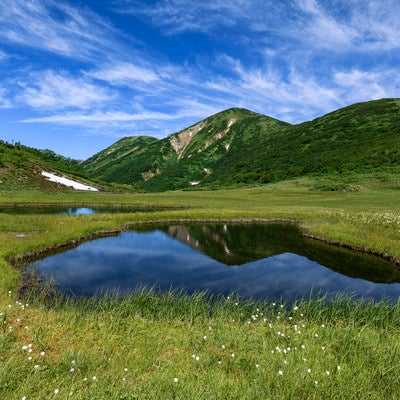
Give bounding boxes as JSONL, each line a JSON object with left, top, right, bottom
{"left": 8, "top": 218, "right": 400, "bottom": 269}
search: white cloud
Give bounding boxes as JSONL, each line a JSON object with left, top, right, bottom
{"left": 123, "top": 0, "right": 400, "bottom": 54}
{"left": 0, "top": 87, "right": 12, "bottom": 108}
{"left": 20, "top": 110, "right": 178, "bottom": 124}
{"left": 18, "top": 71, "right": 113, "bottom": 110}
{"left": 89, "top": 62, "right": 159, "bottom": 86}
{"left": 334, "top": 69, "right": 399, "bottom": 102}
{"left": 0, "top": 0, "right": 122, "bottom": 60}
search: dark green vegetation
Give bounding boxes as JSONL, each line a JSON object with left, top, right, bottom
{"left": 0, "top": 140, "right": 90, "bottom": 191}
{"left": 83, "top": 98, "right": 400, "bottom": 191}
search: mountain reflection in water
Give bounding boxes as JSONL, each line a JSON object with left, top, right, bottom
{"left": 26, "top": 223, "right": 400, "bottom": 302}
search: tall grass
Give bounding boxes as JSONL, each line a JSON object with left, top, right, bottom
{"left": 2, "top": 289, "right": 400, "bottom": 399}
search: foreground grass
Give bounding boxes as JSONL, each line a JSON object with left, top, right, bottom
{"left": 2, "top": 290, "right": 400, "bottom": 399}
{"left": 1, "top": 183, "right": 400, "bottom": 398}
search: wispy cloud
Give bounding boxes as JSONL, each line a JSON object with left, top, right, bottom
{"left": 0, "top": 87, "right": 12, "bottom": 108}
{"left": 334, "top": 69, "right": 400, "bottom": 102}
{"left": 0, "top": 0, "right": 123, "bottom": 60}
{"left": 17, "top": 70, "right": 114, "bottom": 110}
{"left": 20, "top": 110, "right": 178, "bottom": 123}
{"left": 122, "top": 0, "right": 400, "bottom": 53}
{"left": 88, "top": 62, "right": 160, "bottom": 86}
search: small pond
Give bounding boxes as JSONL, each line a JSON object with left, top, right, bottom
{"left": 0, "top": 205, "right": 171, "bottom": 215}
{"left": 24, "top": 223, "right": 400, "bottom": 302}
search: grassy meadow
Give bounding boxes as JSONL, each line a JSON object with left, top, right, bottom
{"left": 1, "top": 180, "right": 400, "bottom": 398}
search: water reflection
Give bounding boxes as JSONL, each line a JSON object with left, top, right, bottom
{"left": 0, "top": 206, "right": 167, "bottom": 215}
{"left": 25, "top": 223, "right": 400, "bottom": 302}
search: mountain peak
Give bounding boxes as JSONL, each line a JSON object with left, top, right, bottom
{"left": 82, "top": 98, "right": 400, "bottom": 191}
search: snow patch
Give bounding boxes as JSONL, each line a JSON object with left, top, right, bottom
{"left": 41, "top": 171, "right": 99, "bottom": 191}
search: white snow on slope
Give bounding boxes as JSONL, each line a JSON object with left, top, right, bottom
{"left": 41, "top": 171, "right": 99, "bottom": 191}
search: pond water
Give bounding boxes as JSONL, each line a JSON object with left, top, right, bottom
{"left": 24, "top": 223, "right": 400, "bottom": 302}
{"left": 0, "top": 206, "right": 168, "bottom": 215}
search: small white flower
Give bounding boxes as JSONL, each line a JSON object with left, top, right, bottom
{"left": 124, "top": 367, "right": 128, "bottom": 372}
{"left": 195, "top": 356, "right": 200, "bottom": 361}
{"left": 70, "top": 368, "right": 75, "bottom": 373}
{"left": 34, "top": 365, "right": 39, "bottom": 369}
{"left": 54, "top": 389, "right": 59, "bottom": 395}
{"left": 256, "top": 364, "right": 260, "bottom": 368}
{"left": 92, "top": 376, "right": 97, "bottom": 380}
{"left": 231, "top": 353, "right": 235, "bottom": 358}
{"left": 40, "top": 351, "right": 45, "bottom": 356}
{"left": 337, "top": 365, "right": 341, "bottom": 371}
{"left": 278, "top": 370, "right": 283, "bottom": 376}
{"left": 221, "top": 345, "right": 226, "bottom": 349}
{"left": 203, "top": 335, "right": 207, "bottom": 340}
{"left": 326, "top": 370, "right": 331, "bottom": 376}
{"left": 307, "top": 368, "right": 312, "bottom": 373}
{"left": 173, "top": 377, "right": 179, "bottom": 383}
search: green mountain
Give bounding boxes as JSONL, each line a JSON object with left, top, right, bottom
{"left": 0, "top": 140, "right": 93, "bottom": 191}
{"left": 83, "top": 108, "right": 289, "bottom": 191}
{"left": 82, "top": 98, "right": 400, "bottom": 191}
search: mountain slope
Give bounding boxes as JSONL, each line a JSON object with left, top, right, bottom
{"left": 82, "top": 98, "right": 400, "bottom": 191}
{"left": 83, "top": 108, "right": 289, "bottom": 190}
{"left": 0, "top": 140, "right": 95, "bottom": 191}
{"left": 209, "top": 98, "right": 400, "bottom": 185}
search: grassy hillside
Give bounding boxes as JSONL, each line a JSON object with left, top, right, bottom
{"left": 82, "top": 99, "right": 400, "bottom": 191}
{"left": 0, "top": 140, "right": 93, "bottom": 191}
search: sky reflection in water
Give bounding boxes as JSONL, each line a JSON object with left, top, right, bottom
{"left": 27, "top": 224, "right": 400, "bottom": 302}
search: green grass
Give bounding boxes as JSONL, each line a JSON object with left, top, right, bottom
{"left": 1, "top": 185, "right": 400, "bottom": 398}
{"left": 2, "top": 291, "right": 400, "bottom": 399}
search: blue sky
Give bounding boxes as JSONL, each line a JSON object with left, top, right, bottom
{"left": 0, "top": 0, "right": 399, "bottom": 159}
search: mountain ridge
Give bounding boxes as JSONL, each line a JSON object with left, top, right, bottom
{"left": 82, "top": 98, "right": 400, "bottom": 191}
{"left": 2, "top": 98, "right": 399, "bottom": 192}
